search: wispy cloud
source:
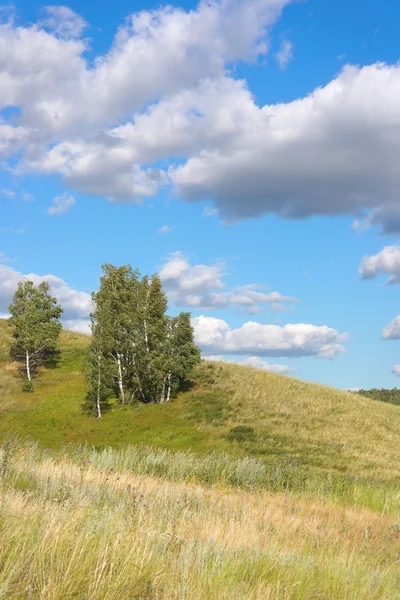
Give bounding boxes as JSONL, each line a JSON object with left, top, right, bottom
{"left": 48, "top": 192, "right": 76, "bottom": 216}
{"left": 0, "top": 226, "right": 26, "bottom": 234}
{"left": 275, "top": 40, "right": 293, "bottom": 70}
{"left": 0, "top": 189, "right": 15, "bottom": 198}
{"left": 160, "top": 252, "right": 299, "bottom": 314}
{"left": 203, "top": 207, "right": 218, "bottom": 217}
{"left": 22, "top": 192, "right": 35, "bottom": 202}
{"left": 158, "top": 225, "right": 172, "bottom": 234}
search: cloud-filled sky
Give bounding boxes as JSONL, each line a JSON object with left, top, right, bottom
{"left": 2, "top": 0, "right": 400, "bottom": 389}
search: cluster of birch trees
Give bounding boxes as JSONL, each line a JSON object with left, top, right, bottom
{"left": 86, "top": 264, "right": 200, "bottom": 418}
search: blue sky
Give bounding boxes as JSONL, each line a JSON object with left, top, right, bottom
{"left": 2, "top": 0, "right": 400, "bottom": 389}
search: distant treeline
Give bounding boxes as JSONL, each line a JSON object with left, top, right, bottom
{"left": 356, "top": 388, "right": 400, "bottom": 406}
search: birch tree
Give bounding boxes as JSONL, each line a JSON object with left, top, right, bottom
{"left": 135, "top": 274, "right": 168, "bottom": 403}
{"left": 161, "top": 312, "right": 200, "bottom": 403}
{"left": 93, "top": 264, "right": 139, "bottom": 404}
{"left": 9, "top": 280, "right": 63, "bottom": 391}
{"left": 85, "top": 304, "right": 114, "bottom": 418}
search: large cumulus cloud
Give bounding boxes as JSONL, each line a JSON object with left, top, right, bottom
{"left": 1, "top": 3, "right": 400, "bottom": 232}
{"left": 193, "top": 315, "right": 348, "bottom": 358}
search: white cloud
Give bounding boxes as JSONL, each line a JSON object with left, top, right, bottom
{"left": 171, "top": 63, "right": 400, "bottom": 232}
{"left": 382, "top": 315, "right": 400, "bottom": 340}
{"left": 40, "top": 6, "right": 88, "bottom": 39}
{"left": 241, "top": 355, "right": 295, "bottom": 373}
{"left": 269, "top": 302, "right": 294, "bottom": 312}
{"left": 0, "top": 226, "right": 25, "bottom": 234}
{"left": 0, "top": 0, "right": 288, "bottom": 143}
{"left": 160, "top": 252, "right": 225, "bottom": 293}
{"left": 203, "top": 353, "right": 295, "bottom": 374}
{"left": 203, "top": 206, "right": 218, "bottom": 217}
{"left": 62, "top": 318, "right": 91, "bottom": 335}
{"left": 2, "top": 4, "right": 400, "bottom": 232}
{"left": 22, "top": 192, "right": 35, "bottom": 202}
{"left": 160, "top": 252, "right": 298, "bottom": 313}
{"left": 193, "top": 315, "right": 347, "bottom": 358}
{"left": 359, "top": 245, "right": 400, "bottom": 284}
{"left": 48, "top": 192, "right": 75, "bottom": 216}
{"left": 0, "top": 188, "right": 15, "bottom": 198}
{"left": 158, "top": 225, "right": 172, "bottom": 234}
{"left": 392, "top": 364, "right": 400, "bottom": 376}
{"left": 275, "top": 39, "right": 293, "bottom": 69}
{"left": 0, "top": 264, "right": 92, "bottom": 326}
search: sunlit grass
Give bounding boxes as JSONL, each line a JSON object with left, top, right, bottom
{"left": 0, "top": 439, "right": 399, "bottom": 600}
{"left": 1, "top": 319, "right": 400, "bottom": 598}
{"left": 1, "top": 318, "right": 400, "bottom": 484}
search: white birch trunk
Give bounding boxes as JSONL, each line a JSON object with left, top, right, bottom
{"left": 96, "top": 353, "right": 102, "bottom": 419}
{"left": 132, "top": 352, "right": 145, "bottom": 402}
{"left": 160, "top": 379, "right": 166, "bottom": 404}
{"left": 143, "top": 319, "right": 149, "bottom": 353}
{"left": 26, "top": 350, "right": 31, "bottom": 382}
{"left": 166, "top": 373, "right": 171, "bottom": 403}
{"left": 143, "top": 288, "right": 150, "bottom": 353}
{"left": 116, "top": 353, "right": 125, "bottom": 404}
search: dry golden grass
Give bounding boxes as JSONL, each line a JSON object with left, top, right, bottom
{"left": 2, "top": 318, "right": 400, "bottom": 598}
{"left": 1, "top": 440, "right": 399, "bottom": 600}
{"left": 198, "top": 361, "right": 400, "bottom": 482}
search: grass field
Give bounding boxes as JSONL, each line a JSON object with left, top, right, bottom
{"left": 1, "top": 318, "right": 400, "bottom": 598}
{"left": 1, "top": 439, "right": 400, "bottom": 600}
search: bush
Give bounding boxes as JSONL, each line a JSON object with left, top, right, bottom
{"left": 22, "top": 378, "right": 34, "bottom": 393}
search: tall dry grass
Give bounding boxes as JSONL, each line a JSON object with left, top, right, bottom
{"left": 0, "top": 439, "right": 399, "bottom": 599}
{"left": 197, "top": 361, "right": 400, "bottom": 482}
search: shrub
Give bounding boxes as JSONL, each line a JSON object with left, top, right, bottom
{"left": 22, "top": 378, "right": 34, "bottom": 393}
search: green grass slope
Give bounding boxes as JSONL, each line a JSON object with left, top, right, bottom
{"left": 1, "top": 318, "right": 400, "bottom": 486}
{"left": 2, "top": 319, "right": 400, "bottom": 599}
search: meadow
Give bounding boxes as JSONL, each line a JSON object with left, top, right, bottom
{"left": 1, "top": 319, "right": 400, "bottom": 599}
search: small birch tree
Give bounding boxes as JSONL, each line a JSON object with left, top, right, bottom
{"left": 9, "top": 280, "right": 63, "bottom": 391}
{"left": 85, "top": 307, "right": 114, "bottom": 418}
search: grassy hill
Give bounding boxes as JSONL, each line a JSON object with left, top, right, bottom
{"left": 1, "top": 318, "right": 400, "bottom": 484}
{"left": 1, "top": 318, "right": 400, "bottom": 598}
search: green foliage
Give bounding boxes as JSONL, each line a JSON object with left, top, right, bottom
{"left": 22, "top": 378, "right": 34, "bottom": 393}
{"left": 87, "top": 264, "right": 200, "bottom": 411}
{"left": 8, "top": 280, "right": 63, "bottom": 388}
{"left": 356, "top": 387, "right": 400, "bottom": 405}
{"left": 84, "top": 333, "right": 114, "bottom": 417}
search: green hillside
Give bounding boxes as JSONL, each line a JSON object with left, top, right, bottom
{"left": 2, "top": 318, "right": 400, "bottom": 599}
{"left": 1, "top": 318, "right": 400, "bottom": 485}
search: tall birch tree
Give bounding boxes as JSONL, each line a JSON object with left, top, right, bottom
{"left": 93, "top": 264, "right": 139, "bottom": 404}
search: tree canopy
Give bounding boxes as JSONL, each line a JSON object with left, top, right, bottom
{"left": 86, "top": 264, "right": 200, "bottom": 416}
{"left": 9, "top": 280, "right": 63, "bottom": 390}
